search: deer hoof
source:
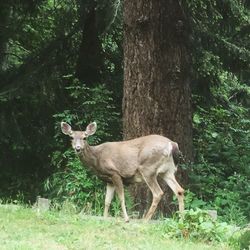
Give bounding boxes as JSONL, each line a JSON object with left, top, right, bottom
{"left": 125, "top": 217, "right": 130, "bottom": 223}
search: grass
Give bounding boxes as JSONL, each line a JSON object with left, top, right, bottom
{"left": 0, "top": 204, "right": 234, "bottom": 250}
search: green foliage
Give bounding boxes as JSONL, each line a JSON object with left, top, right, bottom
{"left": 190, "top": 72, "right": 250, "bottom": 224}
{"left": 185, "top": 0, "right": 250, "bottom": 74}
{"left": 162, "top": 209, "right": 239, "bottom": 244}
{"left": 238, "top": 229, "right": 250, "bottom": 250}
{"left": 54, "top": 79, "right": 121, "bottom": 142}
{"left": 213, "top": 175, "right": 248, "bottom": 225}
{"left": 182, "top": 190, "right": 208, "bottom": 210}
{"left": 182, "top": 1, "right": 250, "bottom": 226}
{"left": 45, "top": 150, "right": 105, "bottom": 214}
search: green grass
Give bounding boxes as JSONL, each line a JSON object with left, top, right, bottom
{"left": 0, "top": 204, "right": 233, "bottom": 250}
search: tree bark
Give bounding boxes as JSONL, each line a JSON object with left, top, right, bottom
{"left": 123, "top": 0, "right": 193, "bottom": 217}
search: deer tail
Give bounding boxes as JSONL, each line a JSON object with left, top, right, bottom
{"left": 171, "top": 142, "right": 182, "bottom": 165}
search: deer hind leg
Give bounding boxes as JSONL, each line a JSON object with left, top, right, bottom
{"left": 140, "top": 172, "right": 164, "bottom": 221}
{"left": 104, "top": 183, "right": 115, "bottom": 218}
{"left": 162, "top": 172, "right": 184, "bottom": 212}
{"left": 111, "top": 174, "right": 129, "bottom": 222}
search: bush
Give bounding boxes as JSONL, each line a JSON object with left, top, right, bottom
{"left": 44, "top": 150, "right": 105, "bottom": 214}
{"left": 162, "top": 209, "right": 239, "bottom": 243}
{"left": 238, "top": 229, "right": 250, "bottom": 250}
{"left": 190, "top": 72, "right": 250, "bottom": 225}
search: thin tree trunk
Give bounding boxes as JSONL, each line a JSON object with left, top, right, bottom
{"left": 0, "top": 2, "right": 11, "bottom": 72}
{"left": 76, "top": 3, "right": 103, "bottom": 85}
{"left": 123, "top": 0, "right": 193, "bottom": 217}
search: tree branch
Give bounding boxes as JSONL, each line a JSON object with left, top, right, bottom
{"left": 0, "top": 22, "right": 81, "bottom": 98}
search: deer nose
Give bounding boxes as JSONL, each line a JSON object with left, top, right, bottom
{"left": 75, "top": 146, "right": 81, "bottom": 152}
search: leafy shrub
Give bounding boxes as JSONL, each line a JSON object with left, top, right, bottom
{"left": 190, "top": 72, "right": 250, "bottom": 224}
{"left": 213, "top": 174, "right": 248, "bottom": 225}
{"left": 45, "top": 150, "right": 105, "bottom": 214}
{"left": 238, "top": 229, "right": 250, "bottom": 250}
{"left": 162, "top": 209, "right": 239, "bottom": 243}
{"left": 181, "top": 190, "right": 208, "bottom": 210}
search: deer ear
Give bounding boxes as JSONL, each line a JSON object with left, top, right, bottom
{"left": 61, "top": 122, "right": 73, "bottom": 136}
{"left": 85, "top": 122, "right": 97, "bottom": 136}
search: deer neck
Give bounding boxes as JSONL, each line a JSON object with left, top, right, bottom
{"left": 79, "top": 143, "right": 98, "bottom": 168}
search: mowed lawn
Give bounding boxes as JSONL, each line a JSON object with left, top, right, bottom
{"left": 0, "top": 205, "right": 232, "bottom": 250}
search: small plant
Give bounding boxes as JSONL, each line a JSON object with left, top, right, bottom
{"left": 44, "top": 149, "right": 105, "bottom": 214}
{"left": 181, "top": 190, "right": 208, "bottom": 210}
{"left": 238, "top": 229, "right": 250, "bottom": 250}
{"left": 162, "top": 209, "right": 239, "bottom": 243}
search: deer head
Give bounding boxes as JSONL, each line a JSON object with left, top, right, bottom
{"left": 61, "top": 122, "right": 97, "bottom": 153}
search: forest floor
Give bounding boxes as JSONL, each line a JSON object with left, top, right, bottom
{"left": 0, "top": 204, "right": 233, "bottom": 250}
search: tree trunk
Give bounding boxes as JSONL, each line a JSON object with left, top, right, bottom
{"left": 76, "top": 3, "right": 104, "bottom": 85}
{"left": 0, "top": 2, "right": 11, "bottom": 72}
{"left": 123, "top": 0, "right": 193, "bottom": 217}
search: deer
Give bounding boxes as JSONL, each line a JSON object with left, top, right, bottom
{"left": 61, "top": 121, "right": 184, "bottom": 222}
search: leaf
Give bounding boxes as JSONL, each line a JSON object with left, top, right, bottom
{"left": 193, "top": 114, "right": 201, "bottom": 124}
{"left": 211, "top": 132, "right": 218, "bottom": 138}
{"left": 200, "top": 221, "right": 214, "bottom": 230}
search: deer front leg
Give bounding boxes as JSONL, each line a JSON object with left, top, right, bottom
{"left": 104, "top": 183, "right": 115, "bottom": 218}
{"left": 111, "top": 174, "right": 129, "bottom": 222}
